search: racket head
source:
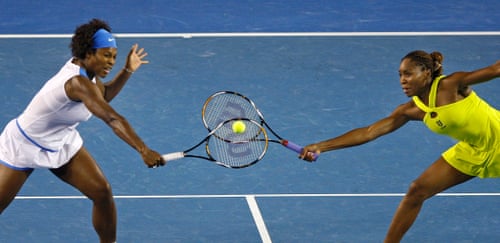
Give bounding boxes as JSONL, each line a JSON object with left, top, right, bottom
{"left": 202, "top": 91, "right": 264, "bottom": 131}
{"left": 206, "top": 118, "right": 269, "bottom": 168}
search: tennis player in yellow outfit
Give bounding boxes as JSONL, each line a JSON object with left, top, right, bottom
{"left": 299, "top": 50, "right": 499, "bottom": 242}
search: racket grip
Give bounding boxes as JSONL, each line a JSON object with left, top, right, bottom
{"left": 161, "top": 152, "right": 185, "bottom": 161}
{"left": 282, "top": 140, "right": 318, "bottom": 161}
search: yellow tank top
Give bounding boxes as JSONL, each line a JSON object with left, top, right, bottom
{"left": 412, "top": 75, "right": 500, "bottom": 152}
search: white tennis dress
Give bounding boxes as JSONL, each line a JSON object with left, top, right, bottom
{"left": 0, "top": 59, "right": 93, "bottom": 170}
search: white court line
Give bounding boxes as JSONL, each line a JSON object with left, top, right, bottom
{"left": 246, "top": 195, "right": 272, "bottom": 243}
{"left": 1, "top": 31, "right": 500, "bottom": 39}
{"left": 14, "top": 192, "right": 500, "bottom": 200}
{"left": 13, "top": 192, "right": 500, "bottom": 243}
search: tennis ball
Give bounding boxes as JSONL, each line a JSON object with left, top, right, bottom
{"left": 232, "top": 120, "right": 246, "bottom": 134}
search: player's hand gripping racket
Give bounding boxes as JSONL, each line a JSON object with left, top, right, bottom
{"left": 161, "top": 118, "right": 270, "bottom": 169}
{"left": 201, "top": 91, "right": 318, "bottom": 161}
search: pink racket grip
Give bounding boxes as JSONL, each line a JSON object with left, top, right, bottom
{"left": 282, "top": 140, "right": 318, "bottom": 161}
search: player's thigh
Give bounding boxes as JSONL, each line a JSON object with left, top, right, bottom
{"left": 0, "top": 164, "right": 32, "bottom": 210}
{"left": 414, "top": 156, "right": 473, "bottom": 195}
{"left": 51, "top": 147, "right": 111, "bottom": 198}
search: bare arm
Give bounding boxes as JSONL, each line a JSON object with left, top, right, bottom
{"left": 300, "top": 102, "right": 420, "bottom": 161}
{"left": 65, "top": 76, "right": 164, "bottom": 168}
{"left": 432, "top": 60, "right": 500, "bottom": 105}
{"left": 103, "top": 44, "right": 149, "bottom": 102}
{"left": 449, "top": 60, "right": 500, "bottom": 87}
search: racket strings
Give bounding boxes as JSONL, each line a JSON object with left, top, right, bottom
{"left": 207, "top": 120, "right": 268, "bottom": 168}
{"left": 203, "top": 93, "right": 261, "bottom": 130}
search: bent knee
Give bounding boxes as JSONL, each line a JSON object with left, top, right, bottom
{"left": 404, "top": 180, "right": 434, "bottom": 203}
{"left": 88, "top": 182, "right": 114, "bottom": 202}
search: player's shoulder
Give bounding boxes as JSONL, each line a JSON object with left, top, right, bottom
{"left": 393, "top": 100, "right": 424, "bottom": 121}
{"left": 437, "top": 74, "right": 472, "bottom": 96}
{"left": 437, "top": 74, "right": 458, "bottom": 87}
{"left": 67, "top": 74, "right": 92, "bottom": 88}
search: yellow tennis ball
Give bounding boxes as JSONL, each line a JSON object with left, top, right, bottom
{"left": 232, "top": 120, "right": 246, "bottom": 134}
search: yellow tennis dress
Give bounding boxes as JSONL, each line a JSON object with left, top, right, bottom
{"left": 412, "top": 75, "right": 500, "bottom": 178}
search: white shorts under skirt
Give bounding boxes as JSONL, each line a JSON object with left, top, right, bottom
{"left": 0, "top": 119, "right": 83, "bottom": 170}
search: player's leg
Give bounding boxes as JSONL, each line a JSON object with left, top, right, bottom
{"left": 51, "top": 147, "right": 116, "bottom": 243}
{"left": 384, "top": 156, "right": 474, "bottom": 243}
{"left": 0, "top": 164, "right": 33, "bottom": 213}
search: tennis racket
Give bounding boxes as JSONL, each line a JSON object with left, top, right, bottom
{"left": 161, "top": 118, "right": 269, "bottom": 169}
{"left": 201, "top": 91, "right": 318, "bottom": 161}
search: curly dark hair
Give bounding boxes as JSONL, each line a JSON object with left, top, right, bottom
{"left": 70, "top": 18, "right": 112, "bottom": 59}
{"left": 402, "top": 50, "right": 444, "bottom": 80}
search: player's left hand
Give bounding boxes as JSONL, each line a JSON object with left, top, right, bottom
{"left": 124, "top": 43, "right": 149, "bottom": 72}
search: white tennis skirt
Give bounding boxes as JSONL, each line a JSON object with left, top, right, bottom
{"left": 0, "top": 119, "right": 83, "bottom": 170}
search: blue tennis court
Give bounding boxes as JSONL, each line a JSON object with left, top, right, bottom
{"left": 1, "top": 1, "right": 499, "bottom": 242}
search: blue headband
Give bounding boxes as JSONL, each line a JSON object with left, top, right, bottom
{"left": 92, "top": 29, "right": 117, "bottom": 49}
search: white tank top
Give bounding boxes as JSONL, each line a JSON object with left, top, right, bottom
{"left": 16, "top": 59, "right": 94, "bottom": 151}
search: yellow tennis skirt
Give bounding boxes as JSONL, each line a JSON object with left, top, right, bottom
{"left": 443, "top": 141, "right": 500, "bottom": 178}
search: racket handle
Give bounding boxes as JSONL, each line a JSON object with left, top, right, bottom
{"left": 162, "top": 152, "right": 185, "bottom": 161}
{"left": 282, "top": 140, "right": 318, "bottom": 161}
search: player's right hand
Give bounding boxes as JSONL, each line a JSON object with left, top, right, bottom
{"left": 141, "top": 148, "right": 166, "bottom": 168}
{"left": 300, "top": 144, "right": 320, "bottom": 162}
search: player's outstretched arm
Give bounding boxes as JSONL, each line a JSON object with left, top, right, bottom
{"left": 300, "top": 102, "right": 418, "bottom": 161}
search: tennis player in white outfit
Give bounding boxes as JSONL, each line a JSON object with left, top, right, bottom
{"left": 0, "top": 19, "right": 165, "bottom": 243}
